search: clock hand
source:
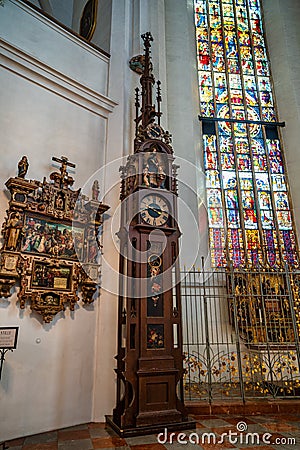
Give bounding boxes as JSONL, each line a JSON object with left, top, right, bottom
{"left": 148, "top": 206, "right": 162, "bottom": 215}
{"left": 141, "top": 206, "right": 162, "bottom": 215}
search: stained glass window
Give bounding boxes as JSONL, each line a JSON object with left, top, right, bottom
{"left": 194, "top": 0, "right": 299, "bottom": 268}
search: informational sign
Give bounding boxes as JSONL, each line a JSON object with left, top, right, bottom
{"left": 0, "top": 327, "right": 19, "bottom": 349}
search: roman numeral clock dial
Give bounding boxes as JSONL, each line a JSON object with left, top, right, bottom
{"left": 140, "top": 194, "right": 170, "bottom": 226}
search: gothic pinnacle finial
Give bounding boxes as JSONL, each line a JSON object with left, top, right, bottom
{"left": 141, "top": 32, "right": 153, "bottom": 48}
{"left": 156, "top": 80, "right": 162, "bottom": 126}
{"left": 139, "top": 33, "right": 155, "bottom": 129}
{"left": 132, "top": 33, "right": 172, "bottom": 151}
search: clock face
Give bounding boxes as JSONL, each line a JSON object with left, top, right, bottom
{"left": 146, "top": 123, "right": 163, "bottom": 139}
{"left": 140, "top": 194, "right": 170, "bottom": 226}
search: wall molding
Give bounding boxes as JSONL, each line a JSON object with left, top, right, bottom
{"left": 0, "top": 38, "right": 117, "bottom": 118}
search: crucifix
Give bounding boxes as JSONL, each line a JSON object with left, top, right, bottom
{"left": 51, "top": 156, "right": 76, "bottom": 189}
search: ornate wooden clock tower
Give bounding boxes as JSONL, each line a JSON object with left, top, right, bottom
{"left": 106, "top": 33, "right": 195, "bottom": 436}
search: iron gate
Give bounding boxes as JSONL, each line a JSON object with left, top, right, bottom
{"left": 181, "top": 261, "right": 300, "bottom": 403}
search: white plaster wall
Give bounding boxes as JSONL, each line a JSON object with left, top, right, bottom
{"left": 262, "top": 0, "right": 300, "bottom": 241}
{"left": 91, "top": 0, "right": 112, "bottom": 54}
{"left": 2, "top": 0, "right": 109, "bottom": 95}
{"left": 28, "top": 0, "right": 40, "bottom": 7}
{"left": 0, "top": 0, "right": 116, "bottom": 442}
{"left": 72, "top": 0, "right": 112, "bottom": 54}
{"left": 71, "top": 0, "right": 86, "bottom": 31}
{"left": 50, "top": 0, "right": 74, "bottom": 28}
{"left": 0, "top": 71, "right": 105, "bottom": 443}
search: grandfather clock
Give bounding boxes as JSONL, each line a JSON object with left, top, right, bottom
{"left": 106, "top": 33, "right": 195, "bottom": 436}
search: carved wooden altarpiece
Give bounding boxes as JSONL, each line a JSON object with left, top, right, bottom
{"left": 0, "top": 156, "right": 109, "bottom": 323}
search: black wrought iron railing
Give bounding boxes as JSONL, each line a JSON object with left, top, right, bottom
{"left": 181, "top": 261, "right": 300, "bottom": 403}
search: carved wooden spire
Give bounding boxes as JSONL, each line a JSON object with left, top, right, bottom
{"left": 132, "top": 33, "right": 172, "bottom": 152}
{"left": 139, "top": 32, "right": 155, "bottom": 128}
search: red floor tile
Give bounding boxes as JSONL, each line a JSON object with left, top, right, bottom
{"left": 88, "top": 422, "right": 107, "bottom": 429}
{"left": 201, "top": 442, "right": 237, "bottom": 449}
{"left": 3, "top": 437, "right": 25, "bottom": 446}
{"left": 92, "top": 436, "right": 127, "bottom": 448}
{"left": 130, "top": 445, "right": 166, "bottom": 450}
{"left": 268, "top": 432, "right": 289, "bottom": 440}
{"left": 210, "top": 426, "right": 236, "bottom": 435}
{"left": 225, "top": 417, "right": 257, "bottom": 426}
{"left": 193, "top": 415, "right": 220, "bottom": 420}
{"left": 239, "top": 447, "right": 276, "bottom": 450}
{"left": 23, "top": 444, "right": 58, "bottom": 450}
{"left": 57, "top": 429, "right": 90, "bottom": 440}
{"left": 262, "top": 422, "right": 299, "bottom": 432}
{"left": 278, "top": 414, "right": 300, "bottom": 422}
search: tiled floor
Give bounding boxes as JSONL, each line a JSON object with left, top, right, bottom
{"left": 3, "top": 413, "right": 300, "bottom": 449}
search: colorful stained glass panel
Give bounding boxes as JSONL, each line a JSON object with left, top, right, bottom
{"left": 195, "top": 0, "right": 298, "bottom": 267}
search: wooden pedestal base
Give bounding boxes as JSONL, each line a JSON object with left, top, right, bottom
{"left": 105, "top": 415, "right": 196, "bottom": 437}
